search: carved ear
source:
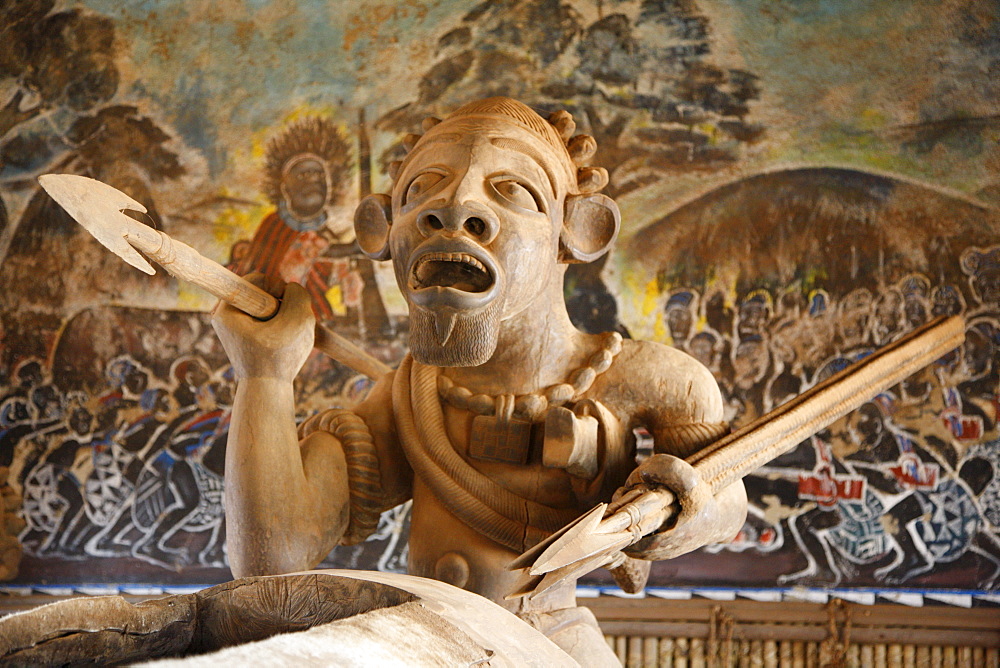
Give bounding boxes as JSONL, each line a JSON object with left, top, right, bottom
{"left": 560, "top": 193, "right": 620, "bottom": 264}
{"left": 354, "top": 193, "right": 393, "bottom": 261}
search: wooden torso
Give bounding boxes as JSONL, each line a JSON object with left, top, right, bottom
{"left": 405, "top": 381, "right": 639, "bottom": 612}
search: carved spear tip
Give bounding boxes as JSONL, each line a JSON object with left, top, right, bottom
{"left": 548, "top": 110, "right": 576, "bottom": 140}
{"left": 37, "top": 173, "right": 156, "bottom": 276}
{"left": 567, "top": 134, "right": 597, "bottom": 163}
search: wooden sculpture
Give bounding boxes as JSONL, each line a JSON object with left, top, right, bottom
{"left": 0, "top": 570, "right": 577, "bottom": 666}
{"left": 211, "top": 97, "right": 748, "bottom": 664}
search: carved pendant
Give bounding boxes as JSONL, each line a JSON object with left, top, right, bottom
{"left": 469, "top": 414, "right": 532, "bottom": 465}
{"left": 542, "top": 404, "right": 600, "bottom": 479}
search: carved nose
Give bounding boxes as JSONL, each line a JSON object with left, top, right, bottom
{"left": 417, "top": 201, "right": 498, "bottom": 244}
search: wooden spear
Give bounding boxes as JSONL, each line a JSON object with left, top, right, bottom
{"left": 509, "top": 315, "right": 965, "bottom": 599}
{"left": 38, "top": 174, "right": 391, "bottom": 380}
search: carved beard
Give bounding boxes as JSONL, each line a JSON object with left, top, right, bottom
{"left": 408, "top": 298, "right": 504, "bottom": 367}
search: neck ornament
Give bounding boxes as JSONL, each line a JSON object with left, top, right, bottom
{"left": 436, "top": 331, "right": 623, "bottom": 422}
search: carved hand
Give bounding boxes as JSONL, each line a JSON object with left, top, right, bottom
{"left": 616, "top": 453, "right": 737, "bottom": 561}
{"left": 211, "top": 274, "right": 316, "bottom": 383}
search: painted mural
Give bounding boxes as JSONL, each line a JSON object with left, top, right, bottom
{"left": 0, "top": 0, "right": 998, "bottom": 595}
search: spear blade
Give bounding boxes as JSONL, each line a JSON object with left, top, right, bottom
{"left": 38, "top": 174, "right": 156, "bottom": 275}
{"left": 532, "top": 530, "right": 633, "bottom": 577}
{"left": 528, "top": 551, "right": 619, "bottom": 600}
{"left": 507, "top": 502, "right": 607, "bottom": 573}
{"left": 530, "top": 488, "right": 675, "bottom": 575}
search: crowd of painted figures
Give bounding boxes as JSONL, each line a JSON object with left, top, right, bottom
{"left": 0, "top": 344, "right": 382, "bottom": 574}
{"left": 3, "top": 246, "right": 1000, "bottom": 589}
{"left": 660, "top": 250, "right": 1000, "bottom": 588}
{"left": 2, "top": 355, "right": 235, "bottom": 569}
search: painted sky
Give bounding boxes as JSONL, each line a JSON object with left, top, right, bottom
{"left": 72, "top": 0, "right": 997, "bottom": 203}
{"left": 1, "top": 0, "right": 993, "bottom": 273}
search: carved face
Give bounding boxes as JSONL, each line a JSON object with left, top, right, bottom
{"left": 282, "top": 156, "right": 329, "bottom": 219}
{"left": 389, "top": 119, "right": 567, "bottom": 366}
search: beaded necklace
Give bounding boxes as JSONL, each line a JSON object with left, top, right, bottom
{"left": 436, "top": 331, "right": 624, "bottom": 422}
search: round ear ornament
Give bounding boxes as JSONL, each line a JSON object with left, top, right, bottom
{"left": 559, "top": 193, "right": 621, "bottom": 264}
{"left": 354, "top": 193, "right": 393, "bottom": 261}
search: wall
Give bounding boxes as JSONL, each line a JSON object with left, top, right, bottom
{"left": 0, "top": 0, "right": 998, "bottom": 598}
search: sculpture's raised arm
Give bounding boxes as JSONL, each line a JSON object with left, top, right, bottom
{"left": 212, "top": 273, "right": 412, "bottom": 577}
{"left": 211, "top": 275, "right": 347, "bottom": 576}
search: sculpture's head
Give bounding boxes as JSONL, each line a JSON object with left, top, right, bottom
{"left": 355, "top": 97, "right": 620, "bottom": 366}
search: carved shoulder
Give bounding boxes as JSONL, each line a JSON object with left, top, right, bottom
{"left": 596, "top": 339, "right": 726, "bottom": 457}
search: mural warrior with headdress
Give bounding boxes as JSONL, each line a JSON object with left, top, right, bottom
{"left": 230, "top": 117, "right": 356, "bottom": 322}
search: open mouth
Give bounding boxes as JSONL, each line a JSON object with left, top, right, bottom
{"left": 410, "top": 252, "right": 494, "bottom": 293}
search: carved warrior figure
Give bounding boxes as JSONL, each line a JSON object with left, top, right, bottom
{"left": 213, "top": 97, "right": 747, "bottom": 665}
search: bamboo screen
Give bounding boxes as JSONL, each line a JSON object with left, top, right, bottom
{"left": 585, "top": 597, "right": 1000, "bottom": 667}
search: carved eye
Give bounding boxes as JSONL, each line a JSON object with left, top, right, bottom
{"left": 404, "top": 172, "right": 444, "bottom": 204}
{"left": 493, "top": 179, "right": 540, "bottom": 212}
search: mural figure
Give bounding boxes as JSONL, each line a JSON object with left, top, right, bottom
{"left": 871, "top": 287, "right": 906, "bottom": 346}
{"left": 835, "top": 288, "right": 874, "bottom": 352}
{"left": 777, "top": 434, "right": 874, "bottom": 586}
{"left": 663, "top": 289, "right": 697, "bottom": 347}
{"left": 128, "top": 362, "right": 230, "bottom": 568}
{"left": 12, "top": 351, "right": 236, "bottom": 570}
{"left": 651, "top": 265, "right": 1000, "bottom": 590}
{"left": 900, "top": 274, "right": 932, "bottom": 331}
{"left": 19, "top": 396, "right": 92, "bottom": 555}
{"left": 213, "top": 98, "right": 748, "bottom": 664}
{"left": 229, "top": 116, "right": 390, "bottom": 340}
{"left": 961, "top": 246, "right": 1000, "bottom": 314}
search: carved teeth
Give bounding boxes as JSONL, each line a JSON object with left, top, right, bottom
{"left": 411, "top": 251, "right": 493, "bottom": 292}
{"left": 417, "top": 252, "right": 487, "bottom": 274}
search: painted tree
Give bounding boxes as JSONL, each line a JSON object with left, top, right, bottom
{"left": 0, "top": 106, "right": 185, "bottom": 316}
{"left": 0, "top": 4, "right": 187, "bottom": 247}
{"left": 0, "top": 2, "right": 186, "bottom": 314}
{"left": 377, "top": 0, "right": 764, "bottom": 198}
{"left": 0, "top": 1, "right": 121, "bottom": 262}
{"left": 0, "top": 0, "right": 118, "bottom": 140}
